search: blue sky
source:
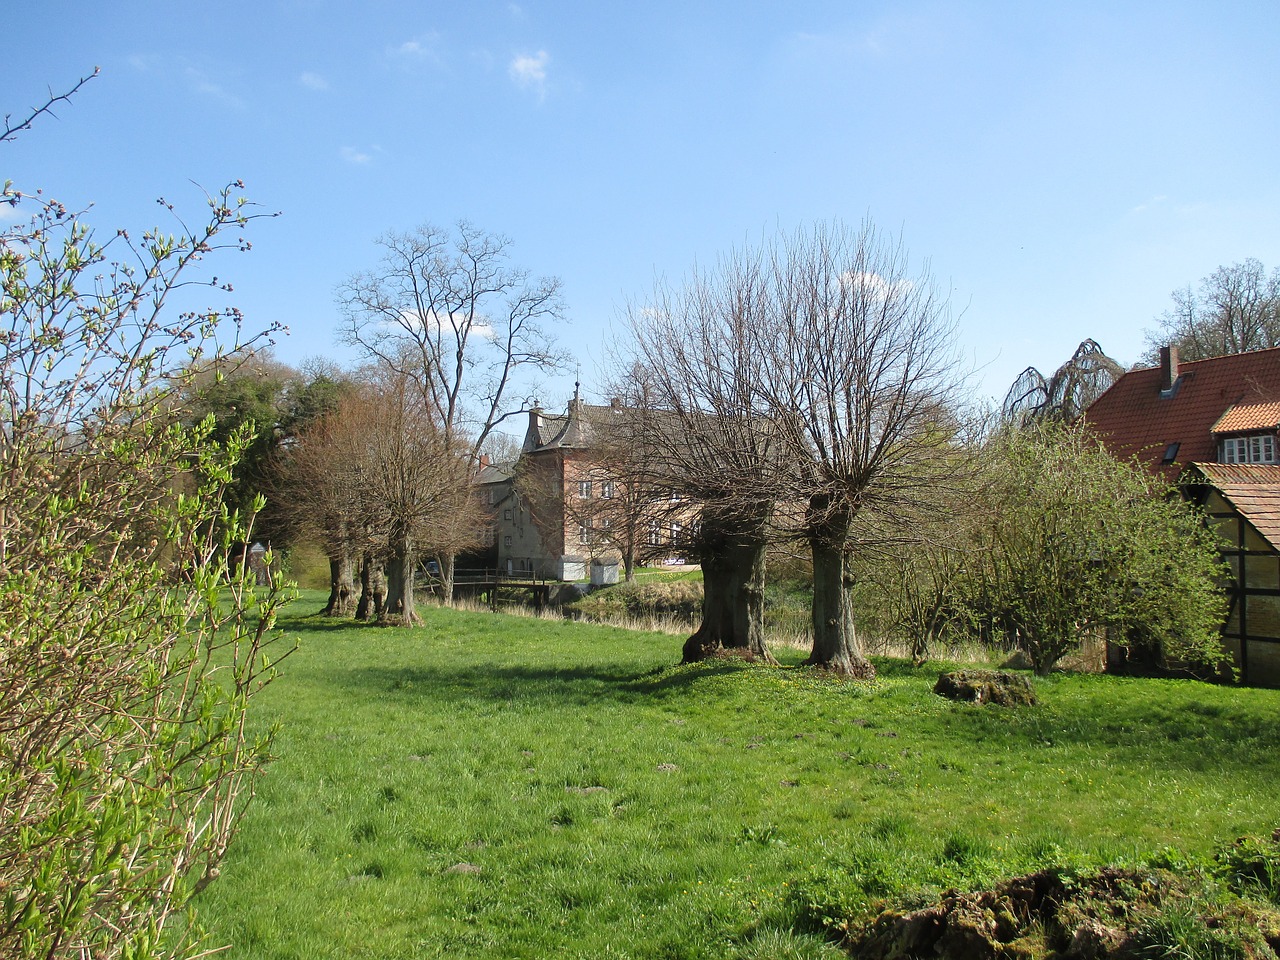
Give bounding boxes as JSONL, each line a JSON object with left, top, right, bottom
{"left": 6, "top": 1, "right": 1279, "bottom": 412}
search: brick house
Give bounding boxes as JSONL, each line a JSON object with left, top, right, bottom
{"left": 1085, "top": 345, "right": 1280, "bottom": 685}
{"left": 474, "top": 395, "right": 690, "bottom": 582}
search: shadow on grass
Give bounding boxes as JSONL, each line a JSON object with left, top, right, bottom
{"left": 281, "top": 609, "right": 1280, "bottom": 776}
{"left": 335, "top": 660, "right": 751, "bottom": 708}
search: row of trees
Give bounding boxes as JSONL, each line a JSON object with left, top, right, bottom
{"left": 600, "top": 225, "right": 1231, "bottom": 678}
{"left": 185, "top": 220, "right": 1244, "bottom": 685}
{"left": 166, "top": 221, "right": 569, "bottom": 629}
{"left": 608, "top": 221, "right": 965, "bottom": 677}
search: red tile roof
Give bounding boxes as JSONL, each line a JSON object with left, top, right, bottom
{"left": 1211, "top": 401, "right": 1280, "bottom": 434}
{"left": 1084, "top": 346, "right": 1280, "bottom": 482}
{"left": 1189, "top": 462, "right": 1280, "bottom": 550}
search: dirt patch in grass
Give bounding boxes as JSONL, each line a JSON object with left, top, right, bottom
{"left": 845, "top": 864, "right": 1280, "bottom": 959}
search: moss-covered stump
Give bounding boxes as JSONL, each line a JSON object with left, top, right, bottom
{"left": 934, "top": 669, "right": 1038, "bottom": 706}
{"left": 846, "top": 866, "right": 1280, "bottom": 959}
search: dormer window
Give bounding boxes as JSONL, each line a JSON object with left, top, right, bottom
{"left": 1221, "top": 434, "right": 1277, "bottom": 464}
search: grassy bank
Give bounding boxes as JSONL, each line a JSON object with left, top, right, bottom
{"left": 194, "top": 593, "right": 1280, "bottom": 958}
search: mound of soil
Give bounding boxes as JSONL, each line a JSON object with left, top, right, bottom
{"left": 846, "top": 866, "right": 1280, "bottom": 959}
{"left": 934, "top": 669, "right": 1038, "bottom": 706}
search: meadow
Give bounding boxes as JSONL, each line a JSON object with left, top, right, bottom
{"left": 194, "top": 591, "right": 1280, "bottom": 958}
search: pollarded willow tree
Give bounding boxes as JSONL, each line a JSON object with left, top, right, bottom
{"left": 757, "top": 221, "right": 966, "bottom": 677}
{"left": 619, "top": 222, "right": 965, "bottom": 672}
{"left": 618, "top": 247, "right": 785, "bottom": 663}
{"left": 337, "top": 221, "right": 567, "bottom": 602}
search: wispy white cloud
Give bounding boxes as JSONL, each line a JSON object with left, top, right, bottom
{"left": 341, "top": 146, "right": 376, "bottom": 165}
{"left": 299, "top": 71, "right": 329, "bottom": 91}
{"left": 509, "top": 50, "right": 550, "bottom": 97}
{"left": 125, "top": 53, "right": 244, "bottom": 108}
{"left": 1130, "top": 194, "right": 1169, "bottom": 214}
{"left": 839, "top": 270, "right": 913, "bottom": 301}
{"left": 388, "top": 32, "right": 445, "bottom": 69}
{"left": 393, "top": 308, "right": 496, "bottom": 340}
{"left": 183, "top": 66, "right": 243, "bottom": 107}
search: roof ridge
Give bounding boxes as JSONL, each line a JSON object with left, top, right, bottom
{"left": 1135, "top": 343, "right": 1280, "bottom": 372}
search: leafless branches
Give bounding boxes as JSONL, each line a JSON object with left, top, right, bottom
{"left": 617, "top": 220, "right": 966, "bottom": 672}
{"left": 1, "top": 67, "right": 99, "bottom": 143}
{"left": 1144, "top": 258, "right": 1280, "bottom": 362}
{"left": 336, "top": 221, "right": 567, "bottom": 459}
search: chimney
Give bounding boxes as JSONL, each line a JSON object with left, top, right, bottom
{"left": 1159, "top": 345, "right": 1179, "bottom": 392}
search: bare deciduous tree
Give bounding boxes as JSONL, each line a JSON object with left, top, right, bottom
{"left": 1002, "top": 339, "right": 1124, "bottom": 423}
{"left": 270, "top": 386, "right": 362, "bottom": 617}
{"left": 759, "top": 221, "right": 964, "bottom": 676}
{"left": 1144, "top": 258, "right": 1280, "bottom": 362}
{"left": 279, "top": 372, "right": 482, "bottom": 624}
{"left": 619, "top": 248, "right": 784, "bottom": 663}
{"left": 337, "top": 222, "right": 567, "bottom": 599}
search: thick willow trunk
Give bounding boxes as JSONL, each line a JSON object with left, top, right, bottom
{"left": 384, "top": 530, "right": 420, "bottom": 624}
{"left": 806, "top": 496, "right": 875, "bottom": 678}
{"left": 682, "top": 505, "right": 774, "bottom": 664}
{"left": 355, "top": 551, "right": 386, "bottom": 622}
{"left": 322, "top": 548, "right": 355, "bottom": 617}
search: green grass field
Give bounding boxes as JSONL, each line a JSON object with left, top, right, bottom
{"left": 194, "top": 592, "right": 1280, "bottom": 958}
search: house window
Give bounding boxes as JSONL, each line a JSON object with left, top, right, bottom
{"left": 578, "top": 522, "right": 592, "bottom": 544}
{"left": 600, "top": 480, "right": 614, "bottom": 499}
{"left": 503, "top": 535, "right": 512, "bottom": 548}
{"left": 503, "top": 508, "right": 513, "bottom": 521}
{"left": 1222, "top": 434, "right": 1277, "bottom": 464}
{"left": 578, "top": 480, "right": 592, "bottom": 499}
{"left": 670, "top": 522, "right": 683, "bottom": 543}
{"left": 646, "top": 520, "right": 662, "bottom": 546}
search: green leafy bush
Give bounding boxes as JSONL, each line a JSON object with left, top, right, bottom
{"left": 1, "top": 83, "right": 291, "bottom": 959}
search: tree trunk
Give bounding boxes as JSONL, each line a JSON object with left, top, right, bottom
{"left": 682, "top": 505, "right": 774, "bottom": 664}
{"left": 440, "top": 552, "right": 456, "bottom": 605}
{"left": 622, "top": 536, "right": 637, "bottom": 583}
{"left": 806, "top": 496, "right": 875, "bottom": 678}
{"left": 355, "top": 551, "right": 386, "bottom": 622}
{"left": 384, "top": 530, "right": 420, "bottom": 624}
{"left": 322, "top": 547, "right": 355, "bottom": 617}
